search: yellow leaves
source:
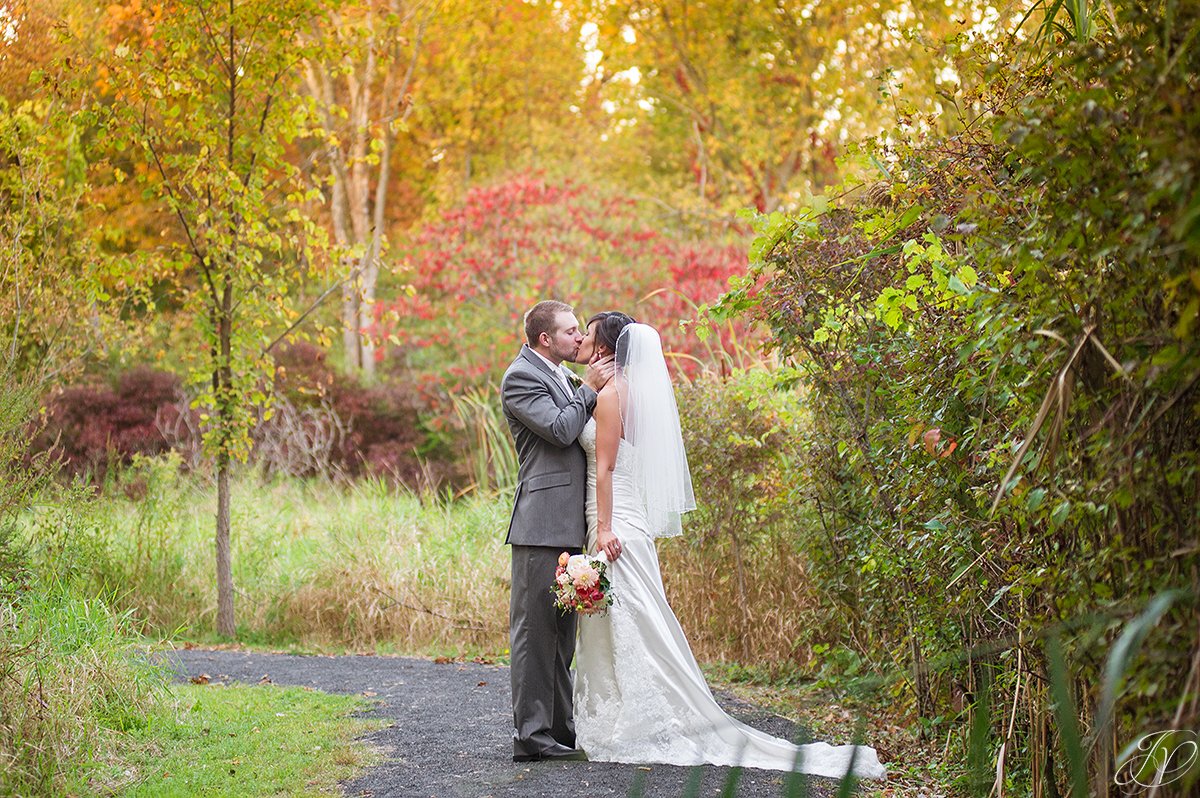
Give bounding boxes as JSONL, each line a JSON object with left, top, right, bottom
{"left": 957, "top": 265, "right": 979, "bottom": 289}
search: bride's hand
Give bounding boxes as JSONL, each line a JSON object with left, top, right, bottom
{"left": 597, "top": 528, "right": 623, "bottom": 562}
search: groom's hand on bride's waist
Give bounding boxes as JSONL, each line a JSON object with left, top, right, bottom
{"left": 584, "top": 355, "right": 615, "bottom": 392}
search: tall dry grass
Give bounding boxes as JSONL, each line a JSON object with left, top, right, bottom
{"left": 0, "top": 586, "right": 164, "bottom": 794}
{"left": 659, "top": 536, "right": 823, "bottom": 672}
{"left": 1, "top": 366, "right": 166, "bottom": 796}
{"left": 63, "top": 458, "right": 512, "bottom": 652}
{"left": 37, "top": 453, "right": 822, "bottom": 667}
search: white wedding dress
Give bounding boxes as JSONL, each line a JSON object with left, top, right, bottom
{"left": 573, "top": 418, "right": 886, "bottom": 780}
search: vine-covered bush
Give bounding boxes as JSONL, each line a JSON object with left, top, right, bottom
{"left": 715, "top": 3, "right": 1199, "bottom": 794}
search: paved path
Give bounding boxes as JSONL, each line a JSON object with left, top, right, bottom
{"left": 165, "top": 649, "right": 856, "bottom": 798}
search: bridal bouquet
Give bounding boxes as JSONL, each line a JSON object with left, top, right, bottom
{"left": 552, "top": 552, "right": 613, "bottom": 616}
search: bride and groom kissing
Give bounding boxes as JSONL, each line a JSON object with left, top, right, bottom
{"left": 500, "top": 300, "right": 886, "bottom": 780}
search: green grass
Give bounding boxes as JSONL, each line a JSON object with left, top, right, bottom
{"left": 0, "top": 583, "right": 163, "bottom": 796}
{"left": 116, "top": 682, "right": 384, "bottom": 797}
{"left": 13, "top": 459, "right": 959, "bottom": 797}
{"left": 29, "top": 457, "right": 513, "bottom": 653}
{"left": 1, "top": 579, "right": 385, "bottom": 797}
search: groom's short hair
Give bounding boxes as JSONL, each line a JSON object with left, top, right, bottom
{"left": 524, "top": 300, "right": 574, "bottom": 345}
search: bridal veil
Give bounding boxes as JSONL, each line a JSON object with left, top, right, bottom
{"left": 615, "top": 323, "right": 696, "bottom": 538}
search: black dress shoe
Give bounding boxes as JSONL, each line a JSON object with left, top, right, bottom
{"left": 513, "top": 743, "right": 588, "bottom": 762}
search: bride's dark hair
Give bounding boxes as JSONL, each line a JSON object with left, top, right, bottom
{"left": 587, "top": 311, "right": 637, "bottom": 359}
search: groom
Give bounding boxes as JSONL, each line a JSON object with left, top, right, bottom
{"left": 500, "top": 300, "right": 613, "bottom": 762}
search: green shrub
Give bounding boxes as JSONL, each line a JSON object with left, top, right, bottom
{"left": 714, "top": 2, "right": 1200, "bottom": 793}
{"left": 667, "top": 369, "right": 826, "bottom": 670}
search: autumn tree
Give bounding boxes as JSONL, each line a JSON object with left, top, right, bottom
{"left": 101, "top": 0, "right": 331, "bottom": 637}
{"left": 0, "top": 1, "right": 128, "bottom": 377}
{"left": 0, "top": 99, "right": 109, "bottom": 377}
{"left": 302, "top": 0, "right": 433, "bottom": 379}
{"left": 409, "top": 0, "right": 593, "bottom": 197}
{"left": 574, "top": 0, "right": 1010, "bottom": 212}
{"left": 0, "top": 0, "right": 107, "bottom": 107}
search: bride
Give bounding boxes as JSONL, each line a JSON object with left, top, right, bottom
{"left": 569, "top": 311, "right": 886, "bottom": 781}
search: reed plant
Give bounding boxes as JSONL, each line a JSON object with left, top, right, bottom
{"left": 452, "top": 388, "right": 518, "bottom": 495}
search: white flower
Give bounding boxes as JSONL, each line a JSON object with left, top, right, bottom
{"left": 565, "top": 555, "right": 593, "bottom": 580}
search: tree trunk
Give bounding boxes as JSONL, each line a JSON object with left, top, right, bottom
{"left": 215, "top": 450, "right": 235, "bottom": 637}
{"left": 215, "top": 267, "right": 237, "bottom": 637}
{"left": 212, "top": 304, "right": 236, "bottom": 638}
{"left": 359, "top": 267, "right": 376, "bottom": 380}
{"left": 214, "top": 5, "right": 238, "bottom": 640}
{"left": 341, "top": 269, "right": 361, "bottom": 371}
{"left": 303, "top": 1, "right": 427, "bottom": 376}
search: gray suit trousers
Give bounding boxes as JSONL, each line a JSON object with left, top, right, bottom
{"left": 510, "top": 544, "right": 579, "bottom": 756}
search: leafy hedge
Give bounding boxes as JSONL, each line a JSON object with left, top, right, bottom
{"left": 713, "top": 3, "right": 1199, "bottom": 795}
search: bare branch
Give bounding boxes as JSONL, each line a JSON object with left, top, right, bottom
{"left": 262, "top": 273, "right": 348, "bottom": 355}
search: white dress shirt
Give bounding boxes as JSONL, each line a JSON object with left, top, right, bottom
{"left": 531, "top": 348, "right": 572, "bottom": 394}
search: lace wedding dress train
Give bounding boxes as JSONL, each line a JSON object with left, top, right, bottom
{"left": 573, "top": 419, "right": 886, "bottom": 780}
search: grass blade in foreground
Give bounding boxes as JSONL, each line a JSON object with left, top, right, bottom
{"left": 783, "top": 731, "right": 809, "bottom": 797}
{"left": 719, "top": 765, "right": 744, "bottom": 796}
{"left": 1046, "top": 635, "right": 1088, "bottom": 798}
{"left": 833, "top": 716, "right": 870, "bottom": 798}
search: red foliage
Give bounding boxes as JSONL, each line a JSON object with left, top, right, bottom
{"left": 35, "top": 366, "right": 181, "bottom": 479}
{"left": 374, "top": 176, "right": 759, "bottom": 398}
{"left": 272, "top": 342, "right": 438, "bottom": 483}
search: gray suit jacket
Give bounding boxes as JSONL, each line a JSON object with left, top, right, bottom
{"left": 500, "top": 345, "right": 598, "bottom": 547}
